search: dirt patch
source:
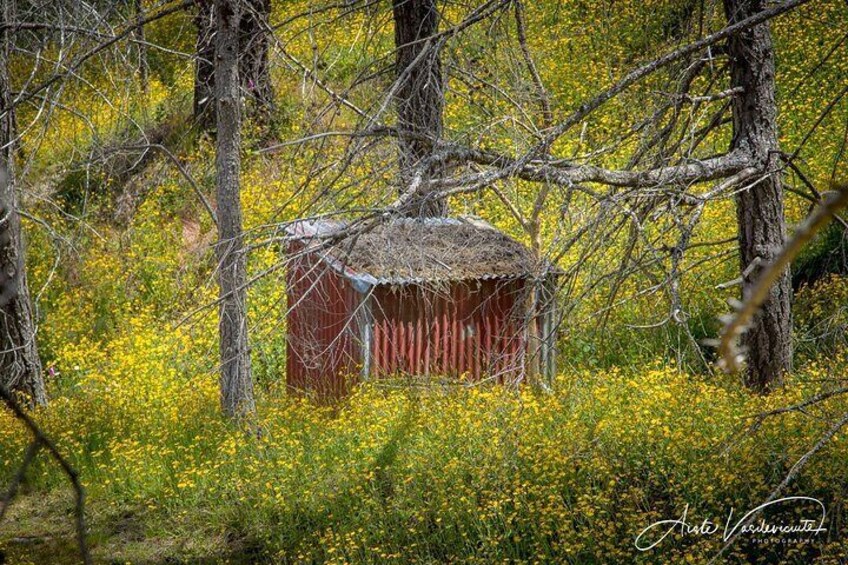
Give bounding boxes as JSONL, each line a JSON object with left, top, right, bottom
{"left": 0, "top": 493, "right": 241, "bottom": 564}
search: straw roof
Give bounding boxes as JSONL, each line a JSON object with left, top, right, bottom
{"left": 286, "top": 217, "right": 537, "bottom": 285}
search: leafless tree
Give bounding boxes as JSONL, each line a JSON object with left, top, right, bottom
{"left": 393, "top": 0, "right": 446, "bottom": 217}
{"left": 134, "top": 0, "right": 148, "bottom": 95}
{"left": 195, "top": 0, "right": 217, "bottom": 129}
{"left": 215, "top": 0, "right": 255, "bottom": 417}
{"left": 0, "top": 0, "right": 46, "bottom": 407}
{"left": 240, "top": 0, "right": 274, "bottom": 124}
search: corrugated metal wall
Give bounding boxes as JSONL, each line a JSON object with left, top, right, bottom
{"left": 286, "top": 241, "right": 363, "bottom": 397}
{"left": 368, "top": 279, "right": 528, "bottom": 383}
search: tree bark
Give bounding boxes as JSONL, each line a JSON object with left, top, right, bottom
{"left": 195, "top": 0, "right": 273, "bottom": 131}
{"left": 0, "top": 0, "right": 46, "bottom": 407}
{"left": 393, "top": 0, "right": 447, "bottom": 217}
{"left": 194, "top": 0, "right": 216, "bottom": 130}
{"left": 215, "top": 0, "right": 255, "bottom": 417}
{"left": 724, "top": 0, "right": 792, "bottom": 392}
{"left": 239, "top": 0, "right": 274, "bottom": 124}
{"left": 134, "top": 0, "right": 148, "bottom": 96}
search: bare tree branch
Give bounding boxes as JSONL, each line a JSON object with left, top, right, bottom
{"left": 716, "top": 183, "right": 848, "bottom": 373}
{"left": 0, "top": 387, "right": 91, "bottom": 565}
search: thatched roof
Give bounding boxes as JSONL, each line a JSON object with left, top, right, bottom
{"left": 286, "top": 217, "right": 537, "bottom": 285}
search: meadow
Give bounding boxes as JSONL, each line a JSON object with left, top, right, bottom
{"left": 5, "top": 351, "right": 848, "bottom": 563}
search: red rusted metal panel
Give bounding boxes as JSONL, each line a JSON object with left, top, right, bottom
{"left": 286, "top": 240, "right": 362, "bottom": 398}
{"left": 362, "top": 279, "right": 528, "bottom": 383}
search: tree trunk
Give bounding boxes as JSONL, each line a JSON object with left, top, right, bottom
{"left": 239, "top": 0, "right": 274, "bottom": 124}
{"left": 724, "top": 0, "right": 792, "bottom": 392}
{"left": 0, "top": 0, "right": 46, "bottom": 407}
{"left": 194, "top": 0, "right": 216, "bottom": 130}
{"left": 393, "top": 0, "right": 446, "bottom": 217}
{"left": 215, "top": 0, "right": 255, "bottom": 417}
{"left": 521, "top": 225, "right": 543, "bottom": 388}
{"left": 135, "top": 0, "right": 149, "bottom": 96}
{"left": 196, "top": 0, "right": 273, "bottom": 131}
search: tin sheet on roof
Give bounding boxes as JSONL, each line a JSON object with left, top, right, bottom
{"left": 286, "top": 217, "right": 537, "bottom": 284}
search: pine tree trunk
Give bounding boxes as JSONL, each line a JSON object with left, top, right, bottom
{"left": 724, "top": 0, "right": 792, "bottom": 392}
{"left": 215, "top": 0, "right": 255, "bottom": 417}
{"left": 393, "top": 0, "right": 446, "bottom": 217}
{"left": 0, "top": 0, "right": 46, "bottom": 407}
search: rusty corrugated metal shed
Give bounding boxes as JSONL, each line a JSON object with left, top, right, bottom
{"left": 285, "top": 218, "right": 557, "bottom": 397}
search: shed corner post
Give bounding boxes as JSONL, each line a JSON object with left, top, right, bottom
{"left": 352, "top": 277, "right": 375, "bottom": 381}
{"left": 539, "top": 273, "right": 559, "bottom": 388}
